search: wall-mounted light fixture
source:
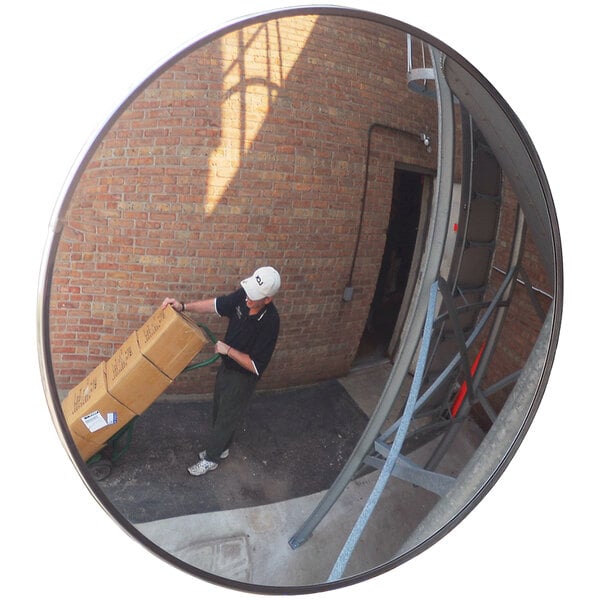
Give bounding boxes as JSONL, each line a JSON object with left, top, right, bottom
{"left": 420, "top": 132, "right": 432, "bottom": 152}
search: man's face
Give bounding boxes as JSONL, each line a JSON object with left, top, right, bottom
{"left": 245, "top": 296, "right": 271, "bottom": 314}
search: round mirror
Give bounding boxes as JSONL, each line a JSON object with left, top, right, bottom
{"left": 38, "top": 6, "right": 562, "bottom": 594}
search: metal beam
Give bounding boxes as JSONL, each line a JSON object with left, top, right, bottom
{"left": 425, "top": 209, "right": 527, "bottom": 469}
{"left": 327, "top": 280, "right": 440, "bottom": 581}
{"left": 289, "top": 45, "right": 455, "bottom": 550}
{"left": 397, "top": 308, "right": 556, "bottom": 559}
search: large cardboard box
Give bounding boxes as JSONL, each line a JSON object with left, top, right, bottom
{"left": 62, "top": 361, "right": 137, "bottom": 455}
{"left": 105, "top": 331, "right": 172, "bottom": 415}
{"left": 62, "top": 306, "right": 207, "bottom": 463}
{"left": 70, "top": 431, "right": 106, "bottom": 462}
{"left": 137, "top": 305, "right": 210, "bottom": 378}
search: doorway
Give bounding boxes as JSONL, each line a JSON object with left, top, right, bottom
{"left": 353, "top": 168, "right": 424, "bottom": 368}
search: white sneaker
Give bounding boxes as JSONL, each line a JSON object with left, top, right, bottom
{"left": 187, "top": 458, "right": 218, "bottom": 476}
{"left": 199, "top": 448, "right": 229, "bottom": 460}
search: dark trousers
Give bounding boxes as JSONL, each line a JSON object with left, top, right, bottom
{"left": 205, "top": 364, "right": 257, "bottom": 463}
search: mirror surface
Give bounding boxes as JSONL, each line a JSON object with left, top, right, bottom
{"left": 39, "top": 6, "right": 561, "bottom": 593}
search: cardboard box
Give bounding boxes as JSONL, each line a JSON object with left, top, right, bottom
{"left": 62, "top": 306, "right": 205, "bottom": 463}
{"left": 105, "top": 331, "right": 172, "bottom": 414}
{"left": 70, "top": 431, "right": 106, "bottom": 462}
{"left": 62, "top": 361, "right": 137, "bottom": 449}
{"left": 137, "top": 305, "right": 210, "bottom": 378}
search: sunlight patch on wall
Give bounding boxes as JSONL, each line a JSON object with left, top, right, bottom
{"left": 204, "top": 16, "right": 317, "bottom": 215}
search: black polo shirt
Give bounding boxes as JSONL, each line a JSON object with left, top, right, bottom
{"left": 215, "top": 288, "right": 280, "bottom": 378}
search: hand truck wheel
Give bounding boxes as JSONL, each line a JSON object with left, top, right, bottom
{"left": 89, "top": 458, "right": 112, "bottom": 481}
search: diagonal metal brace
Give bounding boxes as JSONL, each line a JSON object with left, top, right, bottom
{"left": 366, "top": 443, "right": 455, "bottom": 496}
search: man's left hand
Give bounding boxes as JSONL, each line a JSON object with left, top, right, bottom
{"left": 215, "top": 340, "right": 231, "bottom": 355}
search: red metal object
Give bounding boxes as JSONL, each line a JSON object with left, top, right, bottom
{"left": 450, "top": 343, "right": 486, "bottom": 417}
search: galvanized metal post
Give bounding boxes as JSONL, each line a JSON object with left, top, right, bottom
{"left": 289, "top": 45, "right": 455, "bottom": 550}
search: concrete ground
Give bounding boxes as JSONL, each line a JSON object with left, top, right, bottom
{"left": 129, "top": 362, "right": 484, "bottom": 591}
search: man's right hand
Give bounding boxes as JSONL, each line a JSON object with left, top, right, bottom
{"left": 161, "top": 297, "right": 183, "bottom": 312}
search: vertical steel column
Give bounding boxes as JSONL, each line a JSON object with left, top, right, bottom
{"left": 289, "top": 45, "right": 456, "bottom": 550}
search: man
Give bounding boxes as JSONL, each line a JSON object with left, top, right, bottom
{"left": 161, "top": 266, "right": 281, "bottom": 476}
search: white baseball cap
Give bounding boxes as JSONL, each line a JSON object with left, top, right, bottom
{"left": 241, "top": 266, "right": 281, "bottom": 300}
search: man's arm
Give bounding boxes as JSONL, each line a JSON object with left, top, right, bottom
{"left": 161, "top": 297, "right": 216, "bottom": 315}
{"left": 215, "top": 341, "right": 258, "bottom": 375}
{"left": 162, "top": 296, "right": 256, "bottom": 371}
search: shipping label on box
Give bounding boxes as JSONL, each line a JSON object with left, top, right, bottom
{"left": 137, "top": 305, "right": 209, "bottom": 378}
{"left": 105, "top": 332, "right": 172, "bottom": 414}
{"left": 62, "top": 361, "right": 137, "bottom": 447}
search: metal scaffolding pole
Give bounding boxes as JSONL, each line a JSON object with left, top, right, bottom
{"left": 397, "top": 307, "right": 556, "bottom": 558}
{"left": 425, "top": 208, "right": 528, "bottom": 470}
{"left": 327, "top": 281, "right": 439, "bottom": 581}
{"left": 371, "top": 265, "right": 519, "bottom": 472}
{"left": 289, "top": 45, "right": 455, "bottom": 550}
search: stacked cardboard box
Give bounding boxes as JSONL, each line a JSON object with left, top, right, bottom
{"left": 61, "top": 361, "right": 137, "bottom": 460}
{"left": 62, "top": 305, "right": 210, "bottom": 461}
{"left": 104, "top": 331, "right": 173, "bottom": 415}
{"left": 137, "top": 304, "right": 210, "bottom": 379}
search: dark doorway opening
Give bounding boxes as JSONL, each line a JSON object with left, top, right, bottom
{"left": 353, "top": 169, "right": 423, "bottom": 368}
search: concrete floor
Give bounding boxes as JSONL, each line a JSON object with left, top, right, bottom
{"left": 133, "top": 362, "right": 484, "bottom": 591}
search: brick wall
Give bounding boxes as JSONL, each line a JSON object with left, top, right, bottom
{"left": 48, "top": 12, "right": 554, "bottom": 411}
{"left": 49, "top": 14, "right": 438, "bottom": 396}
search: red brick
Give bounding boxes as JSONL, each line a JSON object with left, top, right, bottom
{"left": 48, "top": 15, "right": 549, "bottom": 400}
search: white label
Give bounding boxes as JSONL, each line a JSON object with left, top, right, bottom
{"left": 81, "top": 410, "right": 108, "bottom": 433}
